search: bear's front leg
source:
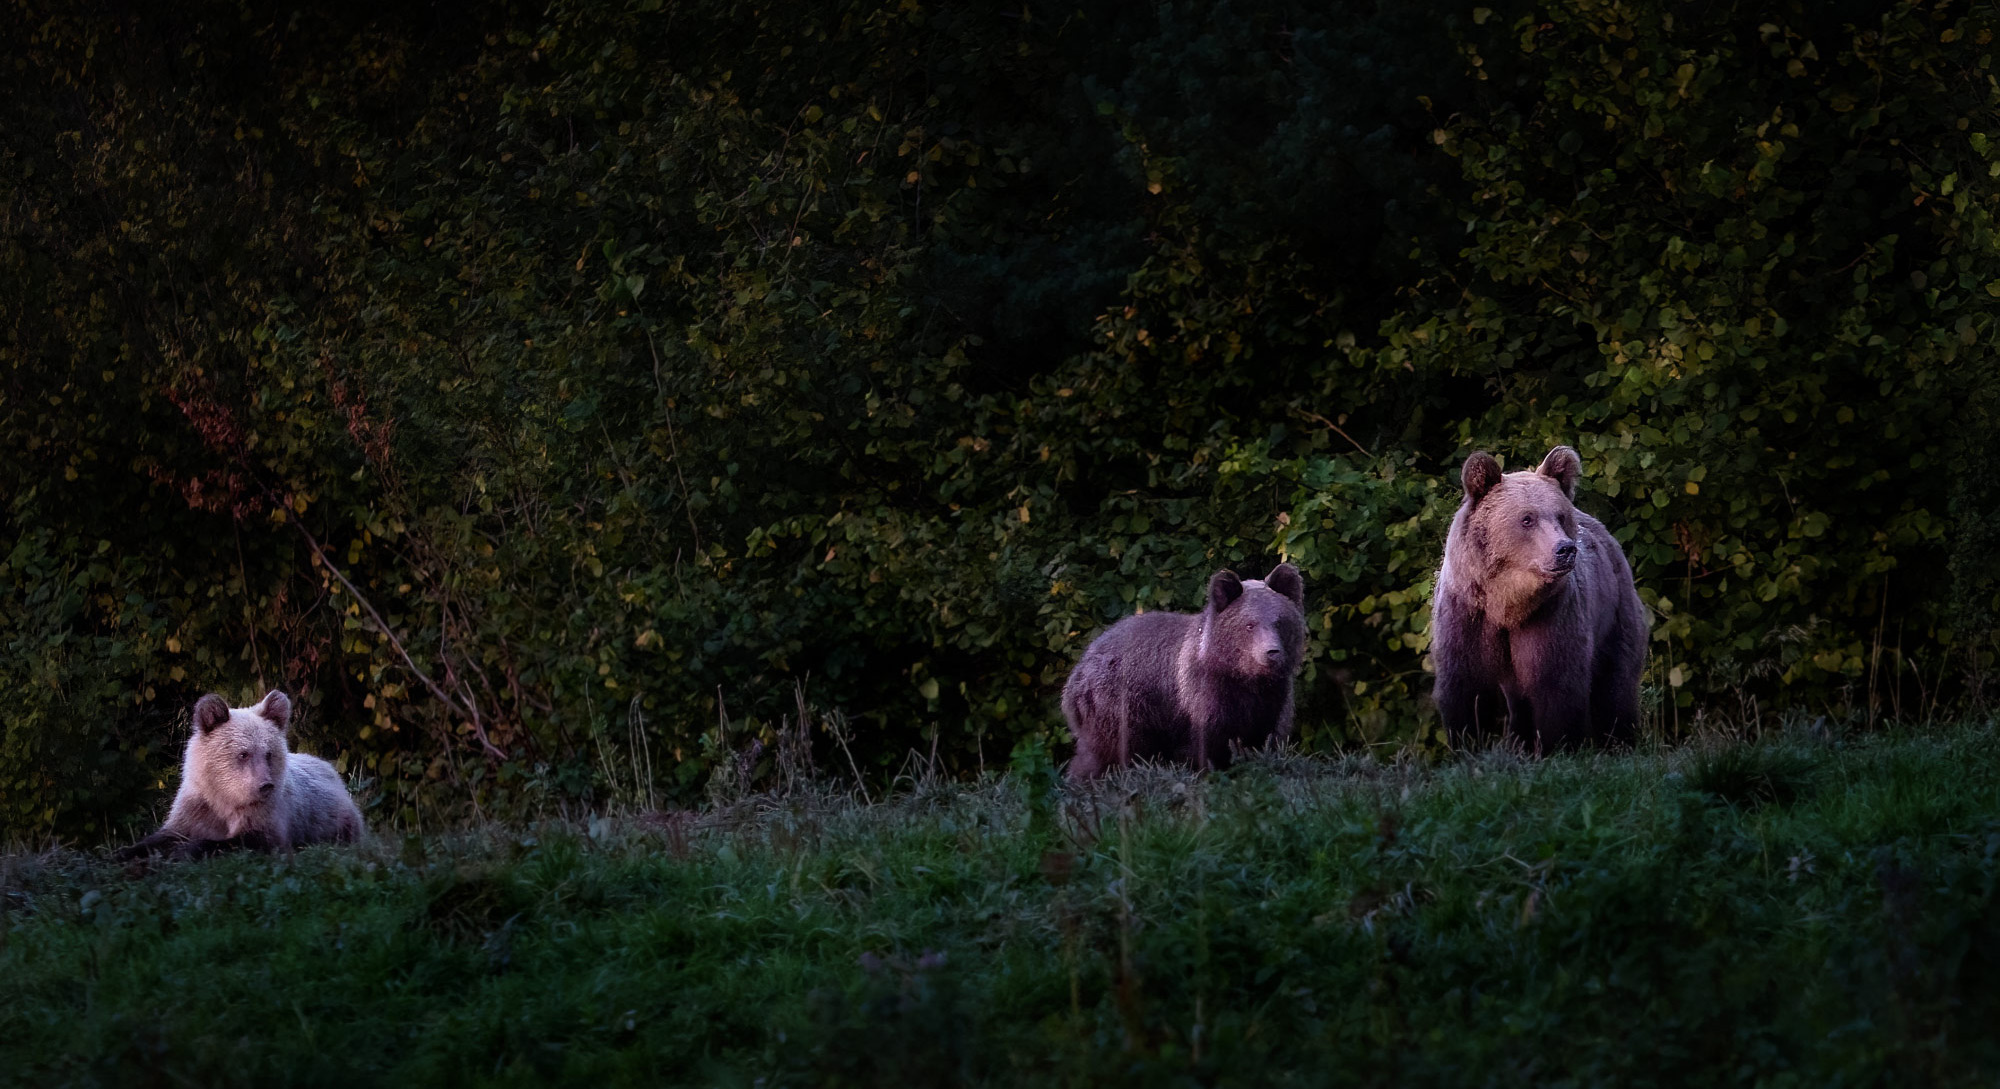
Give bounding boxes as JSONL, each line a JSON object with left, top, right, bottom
{"left": 171, "top": 829, "right": 279, "bottom": 860}
{"left": 1436, "top": 674, "right": 1508, "bottom": 748}
{"left": 1530, "top": 691, "right": 1594, "bottom": 753}
{"left": 1432, "top": 601, "right": 1511, "bottom": 748}
{"left": 1188, "top": 715, "right": 1216, "bottom": 771}
{"left": 1508, "top": 626, "right": 1595, "bottom": 753}
{"left": 1194, "top": 705, "right": 1247, "bottom": 772}
{"left": 114, "top": 829, "right": 188, "bottom": 862}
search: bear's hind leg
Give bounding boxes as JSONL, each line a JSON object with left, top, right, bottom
{"left": 1065, "top": 746, "right": 1106, "bottom": 783}
{"left": 1064, "top": 693, "right": 1125, "bottom": 783}
{"left": 1591, "top": 645, "right": 1643, "bottom": 747}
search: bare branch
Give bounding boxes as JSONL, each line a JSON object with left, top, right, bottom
{"left": 1291, "top": 408, "right": 1373, "bottom": 458}
{"left": 288, "top": 514, "right": 506, "bottom": 760}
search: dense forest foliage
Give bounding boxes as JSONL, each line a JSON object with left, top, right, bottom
{"left": 3, "top": 0, "right": 1997, "bottom": 841}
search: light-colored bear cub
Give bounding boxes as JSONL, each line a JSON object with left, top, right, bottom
{"left": 118, "top": 689, "right": 363, "bottom": 859}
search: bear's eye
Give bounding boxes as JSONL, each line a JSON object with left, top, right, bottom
{"left": 237, "top": 751, "right": 251, "bottom": 764}
{"left": 1520, "top": 514, "right": 1534, "bottom": 528}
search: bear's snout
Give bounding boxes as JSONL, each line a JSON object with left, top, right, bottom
{"left": 257, "top": 780, "right": 276, "bottom": 796}
{"left": 1551, "top": 538, "right": 1578, "bottom": 572}
{"left": 1245, "top": 633, "right": 1286, "bottom": 672}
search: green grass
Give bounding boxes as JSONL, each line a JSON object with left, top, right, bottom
{"left": 6, "top": 722, "right": 2000, "bottom": 1087}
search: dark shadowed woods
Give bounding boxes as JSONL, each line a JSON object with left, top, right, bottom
{"left": 3, "top": 0, "right": 1998, "bottom": 842}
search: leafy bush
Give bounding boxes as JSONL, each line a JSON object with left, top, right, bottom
{"left": 1, "top": 0, "right": 1996, "bottom": 839}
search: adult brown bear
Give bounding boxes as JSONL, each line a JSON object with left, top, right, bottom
{"left": 1432, "top": 447, "right": 1646, "bottom": 752}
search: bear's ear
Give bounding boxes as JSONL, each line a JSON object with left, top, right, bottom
{"left": 192, "top": 694, "right": 231, "bottom": 735}
{"left": 1207, "top": 570, "right": 1244, "bottom": 613}
{"left": 254, "top": 689, "right": 292, "bottom": 731}
{"left": 1462, "top": 452, "right": 1503, "bottom": 504}
{"left": 1536, "top": 445, "right": 1582, "bottom": 499}
{"left": 1265, "top": 563, "right": 1305, "bottom": 608}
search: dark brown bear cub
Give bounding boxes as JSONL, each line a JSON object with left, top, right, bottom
{"left": 1432, "top": 446, "right": 1647, "bottom": 753}
{"left": 1063, "top": 564, "right": 1306, "bottom": 781}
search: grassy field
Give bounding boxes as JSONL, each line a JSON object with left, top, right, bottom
{"left": 5, "top": 722, "right": 2000, "bottom": 1087}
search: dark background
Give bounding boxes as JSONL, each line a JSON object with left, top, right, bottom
{"left": 3, "top": 0, "right": 1995, "bottom": 841}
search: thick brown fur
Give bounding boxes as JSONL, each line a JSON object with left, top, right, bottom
{"left": 1063, "top": 564, "right": 1306, "bottom": 781}
{"left": 1431, "top": 447, "right": 1647, "bottom": 753}
{"left": 116, "top": 690, "right": 364, "bottom": 861}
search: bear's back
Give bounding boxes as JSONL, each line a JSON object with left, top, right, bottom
{"left": 1063, "top": 610, "right": 1199, "bottom": 751}
{"left": 1089, "top": 609, "right": 1198, "bottom": 667}
{"left": 284, "top": 752, "right": 365, "bottom": 846}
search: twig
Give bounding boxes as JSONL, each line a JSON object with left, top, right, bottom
{"left": 1291, "top": 408, "right": 1372, "bottom": 458}
{"left": 819, "top": 702, "right": 871, "bottom": 804}
{"left": 234, "top": 520, "right": 265, "bottom": 690}
{"left": 288, "top": 514, "right": 505, "bottom": 760}
{"left": 629, "top": 694, "right": 656, "bottom": 811}
{"left": 644, "top": 329, "right": 707, "bottom": 554}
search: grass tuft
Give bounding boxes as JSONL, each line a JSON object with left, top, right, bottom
{"left": 1685, "top": 740, "right": 1820, "bottom": 809}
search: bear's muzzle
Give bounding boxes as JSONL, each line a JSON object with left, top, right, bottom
{"left": 1548, "top": 538, "right": 1578, "bottom": 575}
